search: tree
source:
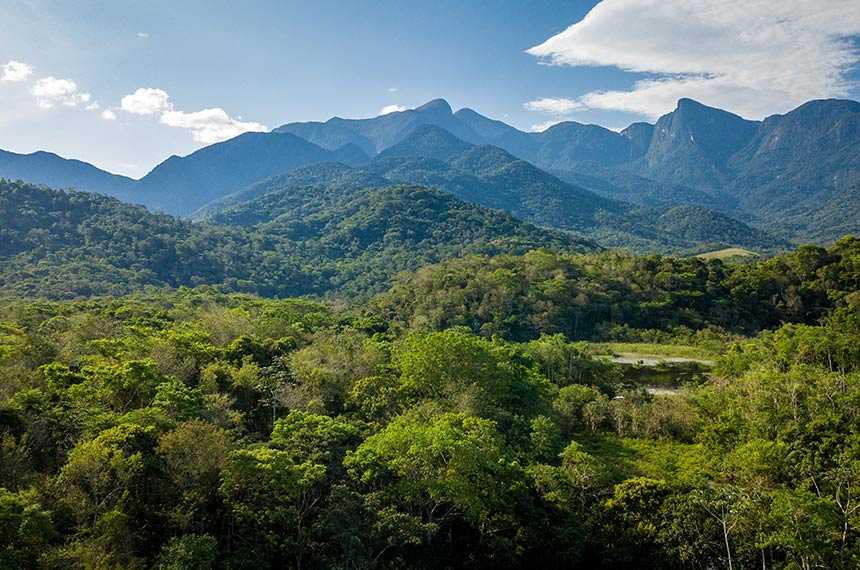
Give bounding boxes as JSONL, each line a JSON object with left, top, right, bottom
{"left": 153, "top": 534, "right": 217, "bottom": 570}
{"left": 0, "top": 487, "right": 54, "bottom": 568}
{"left": 156, "top": 420, "right": 232, "bottom": 533}
{"left": 344, "top": 412, "right": 523, "bottom": 564}
{"left": 219, "top": 447, "right": 326, "bottom": 569}
{"left": 55, "top": 423, "right": 159, "bottom": 569}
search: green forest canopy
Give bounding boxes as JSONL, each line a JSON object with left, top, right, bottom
{"left": 1, "top": 232, "right": 859, "bottom": 568}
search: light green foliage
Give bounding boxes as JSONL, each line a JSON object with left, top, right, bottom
{"left": 153, "top": 534, "right": 217, "bottom": 570}
{"left": 218, "top": 447, "right": 326, "bottom": 567}
{"left": 269, "top": 410, "right": 362, "bottom": 474}
{"left": 85, "top": 359, "right": 165, "bottom": 413}
{"left": 156, "top": 419, "right": 232, "bottom": 531}
{"left": 288, "top": 329, "right": 385, "bottom": 413}
{"left": 395, "top": 329, "right": 552, "bottom": 422}
{"left": 152, "top": 378, "right": 204, "bottom": 421}
{"left": 345, "top": 412, "right": 521, "bottom": 527}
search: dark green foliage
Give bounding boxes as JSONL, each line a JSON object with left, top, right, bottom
{"left": 0, "top": 179, "right": 589, "bottom": 300}
{"left": 371, "top": 237, "right": 860, "bottom": 341}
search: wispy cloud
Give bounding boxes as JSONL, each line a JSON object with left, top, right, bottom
{"left": 32, "top": 76, "right": 91, "bottom": 108}
{"left": 387, "top": 87, "right": 399, "bottom": 93}
{"left": 137, "top": 32, "right": 150, "bottom": 39}
{"left": 379, "top": 104, "right": 407, "bottom": 115}
{"left": 120, "top": 87, "right": 267, "bottom": 143}
{"left": 528, "top": 119, "right": 567, "bottom": 133}
{"left": 1, "top": 60, "right": 32, "bottom": 82}
{"left": 524, "top": 97, "right": 583, "bottom": 115}
{"left": 3, "top": 60, "right": 102, "bottom": 112}
{"left": 101, "top": 109, "right": 117, "bottom": 120}
{"left": 523, "top": 97, "right": 584, "bottom": 131}
{"left": 526, "top": 0, "right": 860, "bottom": 120}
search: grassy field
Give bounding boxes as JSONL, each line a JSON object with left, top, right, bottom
{"left": 694, "top": 247, "right": 760, "bottom": 260}
{"left": 587, "top": 342, "right": 722, "bottom": 360}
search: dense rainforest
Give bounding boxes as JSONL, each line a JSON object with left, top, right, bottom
{"left": 0, "top": 179, "right": 591, "bottom": 300}
{"left": 1, "top": 236, "right": 859, "bottom": 569}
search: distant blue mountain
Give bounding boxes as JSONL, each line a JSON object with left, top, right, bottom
{"left": 134, "top": 131, "right": 370, "bottom": 214}
{"left": 2, "top": 96, "right": 858, "bottom": 244}
{"left": 0, "top": 149, "right": 135, "bottom": 199}
{"left": 196, "top": 123, "right": 787, "bottom": 255}
{"left": 275, "top": 99, "right": 483, "bottom": 154}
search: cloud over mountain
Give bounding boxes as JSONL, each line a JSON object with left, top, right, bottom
{"left": 119, "top": 87, "right": 267, "bottom": 143}
{"left": 527, "top": 0, "right": 860, "bottom": 120}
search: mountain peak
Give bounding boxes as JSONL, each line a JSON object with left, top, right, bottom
{"left": 676, "top": 97, "right": 707, "bottom": 110}
{"left": 414, "top": 98, "right": 453, "bottom": 115}
{"left": 377, "top": 123, "right": 473, "bottom": 162}
{"left": 669, "top": 98, "right": 754, "bottom": 125}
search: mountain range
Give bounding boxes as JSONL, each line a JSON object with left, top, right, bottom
{"left": 2, "top": 96, "right": 858, "bottom": 252}
{"left": 196, "top": 127, "right": 785, "bottom": 254}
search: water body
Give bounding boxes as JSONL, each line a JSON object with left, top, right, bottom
{"left": 605, "top": 353, "right": 713, "bottom": 395}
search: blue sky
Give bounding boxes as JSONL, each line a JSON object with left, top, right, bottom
{"left": 1, "top": 0, "right": 859, "bottom": 177}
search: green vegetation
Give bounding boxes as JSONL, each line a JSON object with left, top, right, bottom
{"left": 695, "top": 247, "right": 760, "bottom": 261}
{"left": 371, "top": 237, "right": 860, "bottom": 341}
{"left": 588, "top": 343, "right": 720, "bottom": 360}
{"left": 0, "top": 232, "right": 858, "bottom": 568}
{"left": 0, "top": 179, "right": 591, "bottom": 300}
{"left": 198, "top": 141, "right": 787, "bottom": 255}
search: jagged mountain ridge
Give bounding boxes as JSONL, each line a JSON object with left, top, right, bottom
{"left": 197, "top": 124, "right": 788, "bottom": 255}
{"left": 2, "top": 96, "right": 857, "bottom": 245}
{"left": 273, "top": 97, "right": 860, "bottom": 242}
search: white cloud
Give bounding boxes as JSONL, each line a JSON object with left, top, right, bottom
{"left": 1, "top": 60, "right": 32, "bottom": 82}
{"left": 387, "top": 87, "right": 399, "bottom": 92}
{"left": 119, "top": 87, "right": 267, "bottom": 143}
{"left": 101, "top": 109, "right": 117, "bottom": 120}
{"left": 32, "top": 76, "right": 91, "bottom": 108}
{"left": 379, "top": 104, "right": 407, "bottom": 115}
{"left": 523, "top": 97, "right": 584, "bottom": 115}
{"left": 160, "top": 107, "right": 267, "bottom": 143}
{"left": 121, "top": 87, "right": 173, "bottom": 115}
{"left": 529, "top": 119, "right": 566, "bottom": 132}
{"left": 526, "top": 0, "right": 860, "bottom": 120}
{"left": 523, "top": 98, "right": 584, "bottom": 129}
{"left": 137, "top": 32, "right": 150, "bottom": 39}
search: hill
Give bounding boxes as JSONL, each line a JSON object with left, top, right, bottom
{"left": 134, "top": 131, "right": 371, "bottom": 215}
{"left": 0, "top": 178, "right": 590, "bottom": 300}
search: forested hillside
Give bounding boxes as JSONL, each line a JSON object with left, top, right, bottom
{"left": 1, "top": 235, "right": 858, "bottom": 569}
{"left": 198, "top": 140, "right": 787, "bottom": 255}
{"left": 0, "top": 179, "right": 591, "bottom": 300}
